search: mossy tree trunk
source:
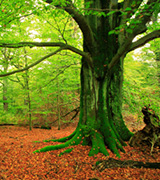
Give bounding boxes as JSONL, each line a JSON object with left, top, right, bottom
{"left": 77, "top": 58, "right": 127, "bottom": 157}
{"left": 109, "top": 61, "right": 133, "bottom": 141}
{"left": 34, "top": 0, "right": 159, "bottom": 157}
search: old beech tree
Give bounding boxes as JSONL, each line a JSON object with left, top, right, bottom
{"left": 1, "top": 0, "right": 160, "bottom": 157}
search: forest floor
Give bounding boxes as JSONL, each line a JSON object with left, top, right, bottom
{"left": 0, "top": 116, "right": 160, "bottom": 180}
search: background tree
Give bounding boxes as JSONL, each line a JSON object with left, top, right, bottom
{"left": 1, "top": 48, "right": 10, "bottom": 111}
{"left": 0, "top": 4, "right": 80, "bottom": 127}
{"left": 0, "top": 0, "right": 160, "bottom": 157}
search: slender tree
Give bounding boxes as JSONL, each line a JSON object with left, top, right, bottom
{"left": 0, "top": 0, "right": 160, "bottom": 157}
{"left": 155, "top": 51, "right": 160, "bottom": 85}
{"left": 1, "top": 48, "right": 11, "bottom": 111}
{"left": 23, "top": 48, "right": 32, "bottom": 130}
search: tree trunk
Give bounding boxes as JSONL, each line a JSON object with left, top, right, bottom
{"left": 24, "top": 48, "right": 32, "bottom": 130}
{"left": 34, "top": 0, "right": 133, "bottom": 157}
{"left": 34, "top": 56, "right": 132, "bottom": 157}
{"left": 155, "top": 51, "right": 160, "bottom": 86}
{"left": 77, "top": 59, "right": 127, "bottom": 157}
{"left": 57, "top": 76, "right": 61, "bottom": 130}
{"left": 3, "top": 77, "right": 8, "bottom": 111}
{"left": 109, "top": 60, "right": 133, "bottom": 140}
{"left": 2, "top": 49, "right": 9, "bottom": 111}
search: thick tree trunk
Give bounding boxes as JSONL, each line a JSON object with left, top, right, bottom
{"left": 77, "top": 59, "right": 127, "bottom": 157}
{"left": 109, "top": 60, "right": 133, "bottom": 140}
{"left": 34, "top": 0, "right": 133, "bottom": 157}
{"left": 34, "top": 57, "right": 132, "bottom": 157}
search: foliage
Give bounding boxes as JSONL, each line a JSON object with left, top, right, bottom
{"left": 123, "top": 49, "right": 160, "bottom": 119}
{"left": 0, "top": 111, "right": 19, "bottom": 124}
{"left": 0, "top": 4, "right": 81, "bottom": 127}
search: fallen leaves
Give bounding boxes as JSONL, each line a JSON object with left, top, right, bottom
{"left": 0, "top": 125, "right": 160, "bottom": 180}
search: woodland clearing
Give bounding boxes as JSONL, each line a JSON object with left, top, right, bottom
{"left": 0, "top": 117, "right": 160, "bottom": 180}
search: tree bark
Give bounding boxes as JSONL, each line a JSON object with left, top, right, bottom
{"left": 2, "top": 49, "right": 9, "bottom": 111}
{"left": 3, "top": 77, "right": 8, "bottom": 111}
{"left": 24, "top": 48, "right": 32, "bottom": 130}
{"left": 34, "top": 56, "right": 129, "bottom": 157}
{"left": 109, "top": 59, "right": 133, "bottom": 140}
{"left": 92, "top": 158, "right": 160, "bottom": 171}
{"left": 155, "top": 51, "right": 160, "bottom": 86}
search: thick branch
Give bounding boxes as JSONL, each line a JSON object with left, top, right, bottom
{"left": 108, "top": 38, "right": 133, "bottom": 71}
{"left": 131, "top": 0, "right": 159, "bottom": 36}
{"left": 108, "top": 29, "right": 160, "bottom": 73}
{"left": 0, "top": 41, "right": 93, "bottom": 69}
{"left": 129, "top": 30, "right": 160, "bottom": 52}
{"left": 0, "top": 42, "right": 86, "bottom": 57}
{"left": 119, "top": 0, "right": 158, "bottom": 47}
{"left": 0, "top": 48, "right": 63, "bottom": 77}
{"left": 46, "top": 0, "right": 94, "bottom": 48}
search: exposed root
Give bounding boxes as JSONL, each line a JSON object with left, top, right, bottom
{"left": 92, "top": 158, "right": 160, "bottom": 171}
{"left": 101, "top": 122, "right": 125, "bottom": 158}
{"left": 59, "top": 148, "right": 74, "bottom": 157}
{"left": 34, "top": 125, "right": 126, "bottom": 158}
{"left": 89, "top": 131, "right": 109, "bottom": 156}
{"left": 43, "top": 129, "right": 76, "bottom": 142}
{"left": 110, "top": 120, "right": 127, "bottom": 147}
{"left": 33, "top": 128, "right": 82, "bottom": 153}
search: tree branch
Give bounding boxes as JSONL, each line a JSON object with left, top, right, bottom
{"left": 108, "top": 29, "right": 160, "bottom": 73}
{"left": 0, "top": 41, "right": 93, "bottom": 69}
{"left": 0, "top": 42, "right": 86, "bottom": 56}
{"left": 129, "top": 30, "right": 160, "bottom": 52}
{"left": 119, "top": 1, "right": 158, "bottom": 48}
{"left": 107, "top": 38, "right": 133, "bottom": 71}
{"left": 130, "top": 0, "right": 159, "bottom": 36}
{"left": 118, "top": 0, "right": 143, "bottom": 45}
{"left": 46, "top": 0, "right": 94, "bottom": 49}
{"left": 0, "top": 47, "right": 63, "bottom": 77}
{"left": 41, "top": 63, "right": 79, "bottom": 89}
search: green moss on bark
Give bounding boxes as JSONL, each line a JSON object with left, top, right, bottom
{"left": 43, "top": 129, "right": 76, "bottom": 143}
{"left": 59, "top": 148, "right": 74, "bottom": 157}
{"left": 33, "top": 62, "right": 132, "bottom": 158}
{"left": 89, "top": 131, "right": 109, "bottom": 156}
{"left": 33, "top": 128, "right": 82, "bottom": 153}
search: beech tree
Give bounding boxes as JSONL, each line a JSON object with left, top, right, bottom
{"left": 1, "top": 0, "right": 160, "bottom": 157}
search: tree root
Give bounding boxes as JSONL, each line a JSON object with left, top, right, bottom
{"left": 89, "top": 131, "right": 109, "bottom": 156}
{"left": 43, "top": 129, "right": 76, "bottom": 142}
{"left": 33, "top": 128, "right": 82, "bottom": 153}
{"left": 33, "top": 126, "right": 125, "bottom": 158}
{"left": 92, "top": 158, "right": 160, "bottom": 171}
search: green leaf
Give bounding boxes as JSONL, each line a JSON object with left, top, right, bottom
{"left": 126, "top": 29, "right": 133, "bottom": 33}
{"left": 108, "top": 30, "right": 116, "bottom": 35}
{"left": 125, "top": 7, "right": 132, "bottom": 11}
{"left": 107, "top": 11, "right": 116, "bottom": 16}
